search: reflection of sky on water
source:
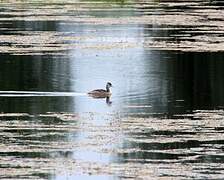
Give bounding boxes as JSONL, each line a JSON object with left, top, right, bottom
{"left": 60, "top": 24, "right": 170, "bottom": 115}
{"left": 62, "top": 21, "right": 169, "bottom": 179}
{"left": 62, "top": 24, "right": 146, "bottom": 113}
{"left": 73, "top": 149, "right": 111, "bottom": 163}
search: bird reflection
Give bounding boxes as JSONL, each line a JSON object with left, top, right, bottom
{"left": 106, "top": 96, "right": 112, "bottom": 106}
{"left": 88, "top": 95, "right": 112, "bottom": 106}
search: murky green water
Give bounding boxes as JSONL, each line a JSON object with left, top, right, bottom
{"left": 0, "top": 0, "right": 224, "bottom": 179}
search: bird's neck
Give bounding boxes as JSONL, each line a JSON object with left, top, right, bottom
{"left": 106, "top": 86, "right": 110, "bottom": 92}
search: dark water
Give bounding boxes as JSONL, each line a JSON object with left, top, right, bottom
{"left": 0, "top": 0, "right": 224, "bottom": 179}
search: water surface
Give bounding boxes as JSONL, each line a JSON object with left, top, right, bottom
{"left": 0, "top": 0, "right": 224, "bottom": 179}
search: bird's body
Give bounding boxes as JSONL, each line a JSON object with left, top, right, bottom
{"left": 88, "top": 82, "right": 112, "bottom": 98}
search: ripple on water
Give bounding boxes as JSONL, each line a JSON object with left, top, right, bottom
{"left": 0, "top": 111, "right": 224, "bottom": 179}
{"left": 0, "top": 0, "right": 223, "bottom": 55}
{"left": 0, "top": 0, "right": 223, "bottom": 179}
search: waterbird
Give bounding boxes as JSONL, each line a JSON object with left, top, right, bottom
{"left": 88, "top": 82, "right": 112, "bottom": 98}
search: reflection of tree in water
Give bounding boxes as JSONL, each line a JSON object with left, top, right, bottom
{"left": 0, "top": 54, "right": 75, "bottom": 113}
{"left": 0, "top": 9, "right": 77, "bottom": 179}
{"left": 116, "top": 129, "right": 200, "bottom": 163}
{"left": 115, "top": 111, "right": 224, "bottom": 168}
{"left": 140, "top": 23, "right": 224, "bottom": 116}
{"left": 142, "top": 14, "right": 224, "bottom": 115}
{"left": 165, "top": 52, "right": 224, "bottom": 114}
{"left": 0, "top": 114, "right": 78, "bottom": 179}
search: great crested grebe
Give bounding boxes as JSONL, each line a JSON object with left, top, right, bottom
{"left": 88, "top": 82, "right": 112, "bottom": 98}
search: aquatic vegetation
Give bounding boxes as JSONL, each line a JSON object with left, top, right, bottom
{"left": 0, "top": 0, "right": 223, "bottom": 55}
{"left": 0, "top": 0, "right": 224, "bottom": 179}
{"left": 0, "top": 111, "right": 224, "bottom": 179}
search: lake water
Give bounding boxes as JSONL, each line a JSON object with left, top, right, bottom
{"left": 0, "top": 0, "right": 224, "bottom": 179}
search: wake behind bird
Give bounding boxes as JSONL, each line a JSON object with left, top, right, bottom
{"left": 0, "top": 91, "right": 86, "bottom": 97}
